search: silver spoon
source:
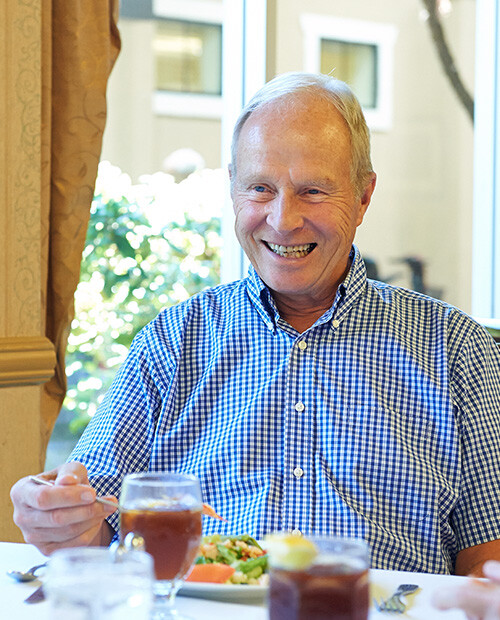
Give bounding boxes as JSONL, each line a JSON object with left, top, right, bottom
{"left": 29, "top": 475, "right": 120, "bottom": 510}
{"left": 7, "top": 562, "right": 47, "bottom": 582}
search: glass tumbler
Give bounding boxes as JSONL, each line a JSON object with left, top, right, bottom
{"left": 268, "top": 536, "right": 370, "bottom": 620}
{"left": 45, "top": 546, "right": 154, "bottom": 620}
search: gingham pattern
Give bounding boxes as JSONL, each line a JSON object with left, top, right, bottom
{"left": 70, "top": 245, "right": 500, "bottom": 574}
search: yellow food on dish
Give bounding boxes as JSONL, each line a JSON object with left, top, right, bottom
{"left": 264, "top": 533, "right": 318, "bottom": 570}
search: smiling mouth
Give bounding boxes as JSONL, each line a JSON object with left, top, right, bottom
{"left": 265, "top": 242, "right": 316, "bottom": 258}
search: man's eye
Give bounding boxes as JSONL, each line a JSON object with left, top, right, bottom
{"left": 307, "top": 189, "right": 321, "bottom": 195}
{"left": 253, "top": 186, "right": 267, "bottom": 193}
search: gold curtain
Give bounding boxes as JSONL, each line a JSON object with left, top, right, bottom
{"left": 40, "top": 0, "right": 121, "bottom": 455}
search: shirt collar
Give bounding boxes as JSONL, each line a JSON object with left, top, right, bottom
{"left": 244, "top": 245, "right": 368, "bottom": 332}
{"left": 331, "top": 245, "right": 367, "bottom": 323}
{"left": 246, "top": 266, "right": 278, "bottom": 331}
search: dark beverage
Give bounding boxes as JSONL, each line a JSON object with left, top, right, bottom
{"left": 269, "top": 562, "right": 369, "bottom": 620}
{"left": 120, "top": 507, "right": 202, "bottom": 581}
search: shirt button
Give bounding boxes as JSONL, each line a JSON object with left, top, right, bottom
{"left": 295, "top": 402, "right": 305, "bottom": 412}
{"left": 291, "top": 528, "right": 302, "bottom": 536}
{"left": 298, "top": 340, "right": 307, "bottom": 350}
{"left": 332, "top": 319, "right": 340, "bottom": 328}
{"left": 293, "top": 467, "right": 304, "bottom": 478}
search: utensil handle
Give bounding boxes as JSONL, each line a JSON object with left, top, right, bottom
{"left": 29, "top": 476, "right": 119, "bottom": 511}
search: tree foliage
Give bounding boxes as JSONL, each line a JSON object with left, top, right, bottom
{"left": 62, "top": 163, "right": 224, "bottom": 436}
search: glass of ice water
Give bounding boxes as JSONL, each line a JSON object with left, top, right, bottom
{"left": 45, "top": 546, "right": 154, "bottom": 619}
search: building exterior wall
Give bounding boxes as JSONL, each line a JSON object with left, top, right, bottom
{"left": 101, "top": 19, "right": 222, "bottom": 179}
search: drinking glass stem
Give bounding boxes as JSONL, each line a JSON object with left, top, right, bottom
{"left": 152, "top": 580, "right": 182, "bottom": 619}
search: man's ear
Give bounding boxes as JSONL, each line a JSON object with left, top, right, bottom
{"left": 356, "top": 172, "right": 377, "bottom": 226}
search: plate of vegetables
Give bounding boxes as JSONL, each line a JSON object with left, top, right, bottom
{"left": 180, "top": 534, "right": 269, "bottom": 602}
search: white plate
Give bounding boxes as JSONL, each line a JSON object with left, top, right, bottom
{"left": 179, "top": 581, "right": 268, "bottom": 603}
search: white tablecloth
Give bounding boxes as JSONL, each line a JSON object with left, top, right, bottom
{"left": 0, "top": 542, "right": 469, "bottom": 619}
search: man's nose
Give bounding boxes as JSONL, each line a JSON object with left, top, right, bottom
{"left": 266, "top": 192, "right": 304, "bottom": 231}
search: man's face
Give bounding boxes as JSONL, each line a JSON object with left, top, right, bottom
{"left": 231, "top": 94, "right": 375, "bottom": 309}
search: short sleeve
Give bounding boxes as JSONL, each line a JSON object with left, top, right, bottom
{"left": 450, "top": 325, "right": 500, "bottom": 550}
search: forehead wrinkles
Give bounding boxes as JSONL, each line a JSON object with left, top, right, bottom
{"left": 237, "top": 98, "right": 352, "bottom": 164}
{"left": 248, "top": 93, "right": 350, "bottom": 135}
{"left": 236, "top": 111, "right": 352, "bottom": 189}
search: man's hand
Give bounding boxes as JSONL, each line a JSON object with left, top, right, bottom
{"left": 10, "top": 462, "right": 117, "bottom": 555}
{"left": 433, "top": 561, "right": 500, "bottom": 620}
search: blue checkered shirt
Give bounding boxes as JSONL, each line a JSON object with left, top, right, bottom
{"left": 70, "top": 245, "right": 500, "bottom": 574}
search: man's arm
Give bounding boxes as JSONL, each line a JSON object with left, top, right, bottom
{"left": 456, "top": 539, "right": 500, "bottom": 576}
{"left": 451, "top": 324, "right": 500, "bottom": 576}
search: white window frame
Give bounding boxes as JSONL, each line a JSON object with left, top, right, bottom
{"left": 472, "top": 0, "right": 500, "bottom": 319}
{"left": 220, "top": 0, "right": 268, "bottom": 283}
{"left": 301, "top": 14, "right": 398, "bottom": 132}
{"left": 151, "top": 0, "right": 224, "bottom": 119}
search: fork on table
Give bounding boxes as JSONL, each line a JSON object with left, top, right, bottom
{"left": 374, "top": 583, "right": 420, "bottom": 614}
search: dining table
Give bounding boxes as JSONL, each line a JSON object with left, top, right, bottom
{"left": 1, "top": 541, "right": 471, "bottom": 619}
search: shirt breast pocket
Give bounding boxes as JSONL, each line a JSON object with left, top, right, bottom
{"left": 323, "top": 403, "right": 435, "bottom": 526}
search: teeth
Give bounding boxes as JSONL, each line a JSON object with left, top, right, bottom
{"left": 267, "top": 242, "right": 315, "bottom": 258}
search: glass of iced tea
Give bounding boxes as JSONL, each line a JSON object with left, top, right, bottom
{"left": 266, "top": 535, "right": 370, "bottom": 620}
{"left": 119, "top": 472, "right": 203, "bottom": 620}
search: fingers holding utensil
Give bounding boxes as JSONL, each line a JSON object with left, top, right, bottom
{"left": 29, "top": 475, "right": 120, "bottom": 511}
{"left": 10, "top": 464, "right": 118, "bottom": 555}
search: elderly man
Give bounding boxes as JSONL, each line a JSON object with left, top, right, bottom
{"left": 11, "top": 72, "right": 500, "bottom": 576}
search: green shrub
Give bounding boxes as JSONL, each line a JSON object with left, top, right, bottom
{"left": 63, "top": 163, "right": 224, "bottom": 437}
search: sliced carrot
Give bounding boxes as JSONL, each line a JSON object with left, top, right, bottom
{"left": 185, "top": 563, "right": 236, "bottom": 584}
{"left": 202, "top": 503, "right": 227, "bottom": 521}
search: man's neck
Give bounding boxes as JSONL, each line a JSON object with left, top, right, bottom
{"left": 273, "top": 292, "right": 337, "bottom": 333}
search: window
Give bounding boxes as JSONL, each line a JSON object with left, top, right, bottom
{"left": 301, "top": 14, "right": 398, "bottom": 131}
{"left": 120, "top": 0, "right": 224, "bottom": 119}
{"left": 320, "top": 39, "right": 378, "bottom": 109}
{"left": 152, "top": 0, "right": 223, "bottom": 118}
{"left": 155, "top": 20, "right": 222, "bottom": 96}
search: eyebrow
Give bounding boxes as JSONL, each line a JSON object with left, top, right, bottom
{"left": 238, "top": 172, "right": 337, "bottom": 187}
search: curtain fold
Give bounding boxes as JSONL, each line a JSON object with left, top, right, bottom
{"left": 40, "top": 0, "right": 121, "bottom": 457}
